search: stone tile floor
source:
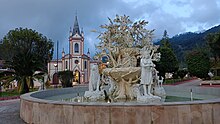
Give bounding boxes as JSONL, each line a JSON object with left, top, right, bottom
{"left": 0, "top": 99, "right": 25, "bottom": 124}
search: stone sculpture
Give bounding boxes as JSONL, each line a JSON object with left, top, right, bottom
{"left": 33, "top": 71, "right": 47, "bottom": 91}
{"left": 140, "top": 47, "right": 155, "bottom": 96}
{"left": 88, "top": 64, "right": 100, "bottom": 91}
{"left": 84, "top": 64, "right": 104, "bottom": 101}
{"left": 84, "top": 15, "right": 166, "bottom": 103}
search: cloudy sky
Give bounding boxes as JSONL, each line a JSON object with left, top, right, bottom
{"left": 0, "top": 0, "right": 220, "bottom": 58}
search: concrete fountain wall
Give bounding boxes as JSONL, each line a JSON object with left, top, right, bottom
{"left": 20, "top": 86, "right": 220, "bottom": 124}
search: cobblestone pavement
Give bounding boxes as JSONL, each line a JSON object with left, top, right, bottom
{"left": 0, "top": 99, "right": 25, "bottom": 124}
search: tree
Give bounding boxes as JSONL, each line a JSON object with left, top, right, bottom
{"left": 186, "top": 48, "right": 210, "bottom": 79}
{"left": 160, "top": 30, "right": 171, "bottom": 48}
{"left": 206, "top": 32, "right": 220, "bottom": 62}
{"left": 0, "top": 40, "right": 3, "bottom": 60}
{"left": 156, "top": 30, "right": 179, "bottom": 78}
{"left": 0, "top": 28, "right": 53, "bottom": 94}
{"left": 177, "top": 69, "right": 188, "bottom": 79}
{"left": 58, "top": 70, "right": 73, "bottom": 87}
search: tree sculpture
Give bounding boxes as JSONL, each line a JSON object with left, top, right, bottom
{"left": 85, "top": 15, "right": 165, "bottom": 103}
{"left": 95, "top": 15, "right": 155, "bottom": 68}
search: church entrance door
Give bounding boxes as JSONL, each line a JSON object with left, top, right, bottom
{"left": 73, "top": 70, "right": 80, "bottom": 84}
{"left": 52, "top": 73, "right": 59, "bottom": 84}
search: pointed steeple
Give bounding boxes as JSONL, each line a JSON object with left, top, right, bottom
{"left": 73, "top": 14, "right": 80, "bottom": 35}
{"left": 81, "top": 27, "right": 84, "bottom": 37}
{"left": 69, "top": 27, "right": 72, "bottom": 36}
{"left": 62, "top": 48, "right": 65, "bottom": 57}
{"left": 87, "top": 48, "right": 90, "bottom": 58}
{"left": 87, "top": 48, "right": 90, "bottom": 55}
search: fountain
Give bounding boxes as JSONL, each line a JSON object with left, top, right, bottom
{"left": 84, "top": 15, "right": 165, "bottom": 103}
{"left": 20, "top": 15, "right": 220, "bottom": 124}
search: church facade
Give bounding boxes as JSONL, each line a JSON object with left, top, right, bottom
{"left": 48, "top": 15, "right": 90, "bottom": 85}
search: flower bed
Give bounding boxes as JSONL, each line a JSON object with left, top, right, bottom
{"left": 0, "top": 96, "right": 20, "bottom": 101}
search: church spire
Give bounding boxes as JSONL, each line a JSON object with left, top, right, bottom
{"left": 87, "top": 48, "right": 90, "bottom": 58}
{"left": 73, "top": 13, "right": 80, "bottom": 35}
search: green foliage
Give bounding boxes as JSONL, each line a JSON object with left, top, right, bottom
{"left": 186, "top": 49, "right": 210, "bottom": 78}
{"left": 212, "top": 76, "right": 220, "bottom": 80}
{"left": 0, "top": 89, "right": 20, "bottom": 97}
{"left": 177, "top": 69, "right": 188, "bottom": 79}
{"left": 161, "top": 30, "right": 171, "bottom": 48}
{"left": 58, "top": 70, "right": 73, "bottom": 87}
{"left": 156, "top": 46, "right": 179, "bottom": 77}
{"left": 206, "top": 32, "right": 220, "bottom": 61}
{"left": 156, "top": 30, "right": 179, "bottom": 77}
{"left": 0, "top": 71, "right": 16, "bottom": 88}
{"left": 168, "top": 25, "right": 220, "bottom": 65}
{"left": 165, "top": 96, "right": 201, "bottom": 102}
{"left": 0, "top": 28, "right": 54, "bottom": 94}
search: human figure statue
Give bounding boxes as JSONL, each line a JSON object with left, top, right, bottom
{"left": 140, "top": 48, "right": 155, "bottom": 96}
{"left": 89, "top": 64, "right": 100, "bottom": 92}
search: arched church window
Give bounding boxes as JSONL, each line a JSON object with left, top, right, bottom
{"left": 74, "top": 43, "right": 79, "bottom": 53}
{"left": 65, "top": 61, "right": 68, "bottom": 69}
{"left": 84, "top": 61, "right": 87, "bottom": 69}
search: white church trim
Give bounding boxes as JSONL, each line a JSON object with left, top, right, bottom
{"left": 48, "top": 15, "right": 90, "bottom": 85}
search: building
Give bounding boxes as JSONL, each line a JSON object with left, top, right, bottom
{"left": 48, "top": 15, "right": 90, "bottom": 85}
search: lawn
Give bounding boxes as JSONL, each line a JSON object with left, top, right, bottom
{"left": 0, "top": 90, "right": 20, "bottom": 97}
{"left": 164, "top": 78, "right": 194, "bottom": 85}
{"left": 165, "top": 96, "right": 201, "bottom": 102}
{"left": 0, "top": 88, "right": 38, "bottom": 98}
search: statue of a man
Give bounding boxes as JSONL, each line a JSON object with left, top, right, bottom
{"left": 140, "top": 48, "right": 155, "bottom": 96}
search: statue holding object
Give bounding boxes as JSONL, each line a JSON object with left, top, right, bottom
{"left": 140, "top": 47, "right": 155, "bottom": 96}
{"left": 84, "top": 15, "right": 166, "bottom": 103}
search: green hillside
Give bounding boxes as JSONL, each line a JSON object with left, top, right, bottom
{"left": 165, "top": 25, "right": 220, "bottom": 66}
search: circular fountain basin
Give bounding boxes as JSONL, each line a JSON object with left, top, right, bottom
{"left": 20, "top": 85, "right": 220, "bottom": 124}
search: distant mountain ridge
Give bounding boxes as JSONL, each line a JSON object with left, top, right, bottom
{"left": 164, "top": 25, "right": 220, "bottom": 63}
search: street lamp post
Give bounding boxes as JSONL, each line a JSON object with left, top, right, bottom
{"left": 54, "top": 63, "right": 58, "bottom": 86}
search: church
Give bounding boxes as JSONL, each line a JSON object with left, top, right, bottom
{"left": 48, "top": 15, "right": 91, "bottom": 85}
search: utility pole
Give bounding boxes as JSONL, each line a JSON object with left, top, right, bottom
{"left": 69, "top": 28, "right": 71, "bottom": 71}
{"left": 56, "top": 41, "right": 59, "bottom": 87}
{"left": 57, "top": 41, "right": 59, "bottom": 72}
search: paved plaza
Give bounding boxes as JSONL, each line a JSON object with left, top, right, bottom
{"left": 0, "top": 99, "right": 25, "bottom": 124}
{"left": 0, "top": 79, "right": 220, "bottom": 124}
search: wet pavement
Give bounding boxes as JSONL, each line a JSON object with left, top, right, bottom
{"left": 0, "top": 99, "right": 25, "bottom": 124}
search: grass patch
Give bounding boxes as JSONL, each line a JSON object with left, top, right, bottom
{"left": 165, "top": 96, "right": 201, "bottom": 102}
{"left": 0, "top": 88, "right": 38, "bottom": 98}
{"left": 164, "top": 79, "right": 182, "bottom": 84}
{"left": 0, "top": 90, "right": 19, "bottom": 97}
{"left": 164, "top": 78, "right": 194, "bottom": 85}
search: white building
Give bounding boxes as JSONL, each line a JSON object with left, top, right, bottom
{"left": 48, "top": 15, "right": 90, "bottom": 85}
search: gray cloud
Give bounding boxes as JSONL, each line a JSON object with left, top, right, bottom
{"left": 0, "top": 0, "right": 219, "bottom": 58}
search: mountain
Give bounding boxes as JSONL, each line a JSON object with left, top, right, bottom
{"left": 166, "top": 25, "right": 220, "bottom": 64}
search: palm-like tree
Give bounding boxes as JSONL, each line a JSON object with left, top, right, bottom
{"left": 0, "top": 28, "right": 53, "bottom": 94}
